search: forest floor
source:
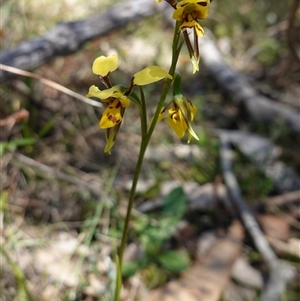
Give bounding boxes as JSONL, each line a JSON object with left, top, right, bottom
{"left": 1, "top": 0, "right": 299, "bottom": 300}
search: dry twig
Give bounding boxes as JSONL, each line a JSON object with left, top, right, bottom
{"left": 0, "top": 64, "right": 102, "bottom": 108}
{"left": 268, "top": 190, "right": 300, "bottom": 206}
{"left": 219, "top": 131, "right": 295, "bottom": 301}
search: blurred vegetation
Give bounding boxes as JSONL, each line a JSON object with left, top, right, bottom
{"left": 1, "top": 0, "right": 299, "bottom": 300}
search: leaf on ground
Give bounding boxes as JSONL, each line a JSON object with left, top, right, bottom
{"left": 158, "top": 250, "right": 190, "bottom": 273}
{"left": 162, "top": 186, "right": 187, "bottom": 217}
{"left": 122, "top": 261, "right": 140, "bottom": 278}
{"left": 256, "top": 214, "right": 290, "bottom": 241}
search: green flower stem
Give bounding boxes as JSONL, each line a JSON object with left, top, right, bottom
{"left": 139, "top": 87, "right": 148, "bottom": 140}
{"left": 115, "top": 21, "right": 182, "bottom": 301}
{"left": 145, "top": 21, "right": 181, "bottom": 142}
{"left": 173, "top": 74, "right": 182, "bottom": 97}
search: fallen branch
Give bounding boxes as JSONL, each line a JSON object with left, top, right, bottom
{"left": 0, "top": 0, "right": 159, "bottom": 79}
{"left": 219, "top": 132, "right": 295, "bottom": 301}
{"left": 218, "top": 130, "right": 300, "bottom": 193}
{"left": 267, "top": 189, "right": 300, "bottom": 206}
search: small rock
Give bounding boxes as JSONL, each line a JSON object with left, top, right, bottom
{"left": 231, "top": 257, "right": 263, "bottom": 289}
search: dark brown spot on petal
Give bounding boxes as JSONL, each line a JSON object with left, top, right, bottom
{"left": 107, "top": 114, "right": 121, "bottom": 124}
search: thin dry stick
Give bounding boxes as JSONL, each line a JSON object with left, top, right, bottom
{"left": 0, "top": 63, "right": 102, "bottom": 108}
{"left": 268, "top": 190, "right": 300, "bottom": 206}
{"left": 219, "top": 132, "right": 295, "bottom": 301}
{"left": 13, "top": 153, "right": 102, "bottom": 198}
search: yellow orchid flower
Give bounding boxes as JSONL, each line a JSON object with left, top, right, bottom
{"left": 167, "top": 106, "right": 188, "bottom": 138}
{"left": 159, "top": 95, "right": 199, "bottom": 143}
{"left": 87, "top": 85, "right": 129, "bottom": 129}
{"left": 172, "top": 0, "right": 211, "bottom": 73}
{"left": 87, "top": 55, "right": 172, "bottom": 153}
{"left": 173, "top": 0, "right": 209, "bottom": 36}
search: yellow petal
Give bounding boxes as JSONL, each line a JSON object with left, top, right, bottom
{"left": 86, "top": 85, "right": 109, "bottom": 102}
{"left": 133, "top": 66, "right": 172, "bottom": 86}
{"left": 177, "top": 0, "right": 209, "bottom": 10}
{"left": 87, "top": 86, "right": 130, "bottom": 107}
{"left": 99, "top": 87, "right": 130, "bottom": 107}
{"left": 171, "top": 96, "right": 199, "bottom": 142}
{"left": 167, "top": 108, "right": 187, "bottom": 138}
{"left": 179, "top": 20, "right": 204, "bottom": 37}
{"left": 99, "top": 99, "right": 123, "bottom": 129}
{"left": 172, "top": 7, "right": 185, "bottom": 21}
{"left": 173, "top": 0, "right": 209, "bottom": 21}
{"left": 193, "top": 22, "right": 205, "bottom": 36}
{"left": 92, "top": 55, "right": 119, "bottom": 76}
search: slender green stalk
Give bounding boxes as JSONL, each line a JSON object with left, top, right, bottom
{"left": 138, "top": 87, "right": 148, "bottom": 140}
{"left": 114, "top": 22, "right": 182, "bottom": 301}
{"left": 146, "top": 22, "right": 181, "bottom": 142}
